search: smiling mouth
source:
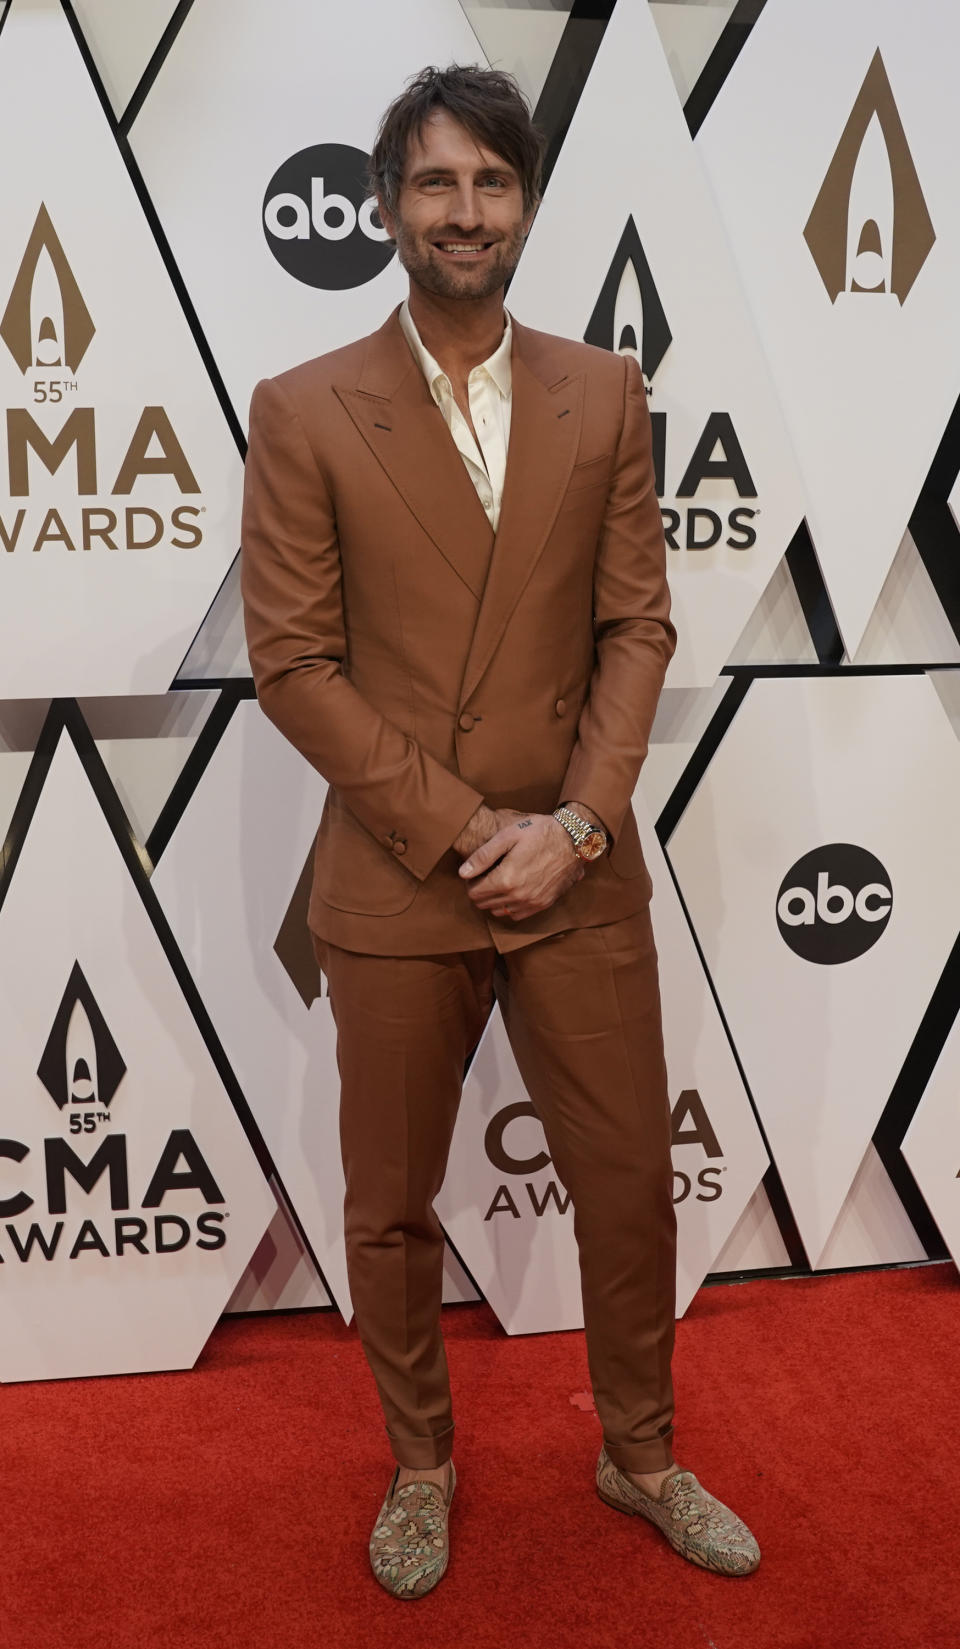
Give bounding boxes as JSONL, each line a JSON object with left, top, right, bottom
{"left": 434, "top": 241, "right": 495, "bottom": 256}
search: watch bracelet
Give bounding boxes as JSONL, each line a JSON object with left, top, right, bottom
{"left": 553, "top": 805, "right": 604, "bottom": 850}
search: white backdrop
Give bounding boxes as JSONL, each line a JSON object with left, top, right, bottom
{"left": 0, "top": 0, "right": 243, "bottom": 696}
{"left": 669, "top": 674, "right": 960, "bottom": 1266}
{"left": 697, "top": 0, "right": 960, "bottom": 658}
{"left": 0, "top": 715, "right": 273, "bottom": 1379}
{"left": 0, "top": 0, "right": 958, "bottom": 1380}
{"left": 507, "top": 0, "right": 806, "bottom": 688}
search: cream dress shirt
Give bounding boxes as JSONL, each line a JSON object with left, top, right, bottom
{"left": 399, "top": 299, "right": 512, "bottom": 531}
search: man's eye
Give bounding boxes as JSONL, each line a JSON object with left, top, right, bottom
{"left": 481, "top": 176, "right": 507, "bottom": 189}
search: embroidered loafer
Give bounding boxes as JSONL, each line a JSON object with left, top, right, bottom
{"left": 369, "top": 1463, "right": 456, "bottom": 1599}
{"left": 596, "top": 1448, "right": 760, "bottom": 1576}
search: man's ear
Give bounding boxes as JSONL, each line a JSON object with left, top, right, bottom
{"left": 376, "top": 195, "right": 398, "bottom": 243}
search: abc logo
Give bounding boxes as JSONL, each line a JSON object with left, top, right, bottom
{"left": 776, "top": 844, "right": 892, "bottom": 965}
{"left": 262, "top": 143, "right": 395, "bottom": 290}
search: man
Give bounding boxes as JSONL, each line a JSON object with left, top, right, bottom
{"left": 241, "top": 65, "right": 759, "bottom": 1598}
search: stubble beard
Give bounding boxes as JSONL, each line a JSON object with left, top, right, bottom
{"left": 392, "top": 218, "right": 527, "bottom": 301}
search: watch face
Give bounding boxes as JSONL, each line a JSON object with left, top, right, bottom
{"left": 579, "top": 830, "right": 607, "bottom": 861}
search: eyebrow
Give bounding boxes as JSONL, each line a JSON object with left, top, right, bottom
{"left": 407, "top": 162, "right": 518, "bottom": 183}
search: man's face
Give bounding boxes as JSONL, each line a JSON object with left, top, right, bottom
{"left": 379, "top": 109, "right": 533, "bottom": 302}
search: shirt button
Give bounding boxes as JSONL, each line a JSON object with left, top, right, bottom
{"left": 458, "top": 712, "right": 475, "bottom": 732}
{"left": 555, "top": 698, "right": 567, "bottom": 716}
{"left": 392, "top": 839, "right": 407, "bottom": 856}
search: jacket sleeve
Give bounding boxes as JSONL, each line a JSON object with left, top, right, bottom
{"left": 240, "top": 375, "right": 484, "bottom": 880}
{"left": 559, "top": 353, "right": 676, "bottom": 840}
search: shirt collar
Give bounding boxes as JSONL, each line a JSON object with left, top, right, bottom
{"left": 399, "top": 299, "right": 513, "bottom": 403}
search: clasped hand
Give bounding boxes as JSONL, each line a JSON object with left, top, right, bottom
{"left": 455, "top": 805, "right": 583, "bottom": 921}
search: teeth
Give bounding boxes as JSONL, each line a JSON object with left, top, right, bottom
{"left": 439, "top": 243, "right": 485, "bottom": 253}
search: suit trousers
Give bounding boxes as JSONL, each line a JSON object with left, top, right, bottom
{"left": 319, "top": 907, "right": 677, "bottom": 1474}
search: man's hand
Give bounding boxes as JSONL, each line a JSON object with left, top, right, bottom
{"left": 452, "top": 804, "right": 526, "bottom": 860}
{"left": 458, "top": 813, "right": 584, "bottom": 921}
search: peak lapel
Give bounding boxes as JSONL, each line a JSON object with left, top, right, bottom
{"left": 460, "top": 336, "right": 584, "bottom": 706}
{"left": 334, "top": 312, "right": 493, "bottom": 600}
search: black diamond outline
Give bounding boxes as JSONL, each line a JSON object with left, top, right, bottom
{"left": 0, "top": 698, "right": 338, "bottom": 1315}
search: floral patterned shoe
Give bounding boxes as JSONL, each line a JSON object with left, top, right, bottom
{"left": 596, "top": 1448, "right": 760, "bottom": 1576}
{"left": 369, "top": 1462, "right": 456, "bottom": 1599}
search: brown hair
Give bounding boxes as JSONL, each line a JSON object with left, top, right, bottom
{"left": 369, "top": 64, "right": 545, "bottom": 216}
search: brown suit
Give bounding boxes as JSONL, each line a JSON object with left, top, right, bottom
{"left": 241, "top": 309, "right": 674, "bottom": 953}
{"left": 241, "top": 308, "right": 679, "bottom": 1472}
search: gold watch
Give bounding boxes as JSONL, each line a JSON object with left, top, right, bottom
{"left": 552, "top": 806, "right": 608, "bottom": 862}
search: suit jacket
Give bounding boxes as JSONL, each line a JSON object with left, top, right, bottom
{"left": 240, "top": 307, "right": 676, "bottom": 955}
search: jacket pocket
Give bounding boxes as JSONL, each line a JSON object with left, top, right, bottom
{"left": 565, "top": 452, "right": 614, "bottom": 494}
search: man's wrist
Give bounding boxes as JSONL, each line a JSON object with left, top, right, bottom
{"left": 453, "top": 803, "right": 497, "bottom": 859}
{"left": 560, "top": 800, "right": 606, "bottom": 834}
{"left": 554, "top": 802, "right": 609, "bottom": 863}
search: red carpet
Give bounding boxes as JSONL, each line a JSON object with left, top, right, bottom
{"left": 6, "top": 1263, "right": 959, "bottom": 1649}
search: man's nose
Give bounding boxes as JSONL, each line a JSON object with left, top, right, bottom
{"left": 447, "top": 185, "right": 483, "bottom": 230}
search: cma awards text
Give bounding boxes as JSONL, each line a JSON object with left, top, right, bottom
{"left": 0, "top": 1128, "right": 229, "bottom": 1263}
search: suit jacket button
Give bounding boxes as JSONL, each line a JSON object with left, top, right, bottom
{"left": 555, "top": 698, "right": 566, "bottom": 716}
{"left": 392, "top": 839, "right": 407, "bottom": 856}
{"left": 383, "top": 835, "right": 394, "bottom": 849}
{"left": 458, "top": 711, "right": 475, "bottom": 732}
